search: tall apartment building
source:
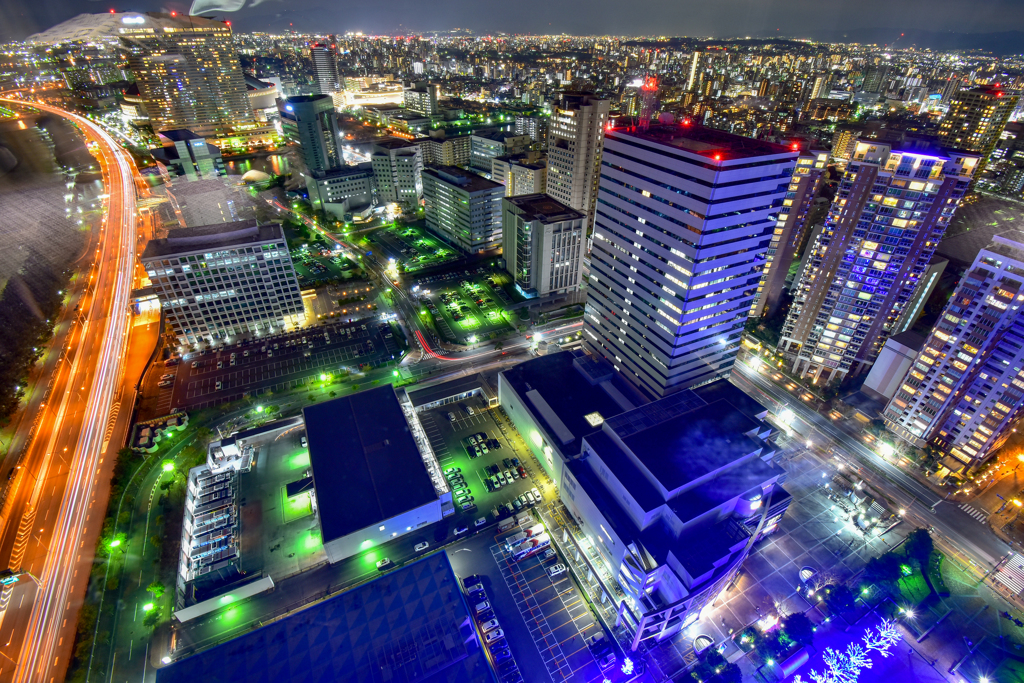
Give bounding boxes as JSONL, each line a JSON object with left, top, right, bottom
{"left": 584, "top": 123, "right": 797, "bottom": 399}
{"left": 778, "top": 141, "right": 979, "bottom": 383}
{"left": 883, "top": 231, "right": 1024, "bottom": 476}
{"left": 310, "top": 43, "right": 340, "bottom": 94}
{"left": 502, "top": 194, "right": 585, "bottom": 298}
{"left": 470, "top": 132, "right": 532, "bottom": 173}
{"left": 749, "top": 148, "right": 829, "bottom": 319}
{"left": 413, "top": 132, "right": 472, "bottom": 167}
{"left": 371, "top": 139, "right": 423, "bottom": 208}
{"left": 938, "top": 85, "right": 1019, "bottom": 177}
{"left": 515, "top": 114, "right": 548, "bottom": 147}
{"left": 423, "top": 166, "right": 503, "bottom": 253}
{"left": 492, "top": 153, "right": 547, "bottom": 197}
{"left": 142, "top": 221, "right": 305, "bottom": 346}
{"left": 121, "top": 13, "right": 254, "bottom": 137}
{"left": 403, "top": 81, "right": 440, "bottom": 115}
{"left": 278, "top": 95, "right": 341, "bottom": 175}
{"left": 546, "top": 92, "right": 609, "bottom": 232}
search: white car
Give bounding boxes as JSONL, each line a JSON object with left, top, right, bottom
{"left": 447, "top": 412, "right": 456, "bottom": 422}
{"left": 414, "top": 542, "right": 429, "bottom": 552}
{"left": 548, "top": 564, "right": 567, "bottom": 577}
{"left": 474, "top": 601, "right": 490, "bottom": 614}
{"left": 480, "top": 619, "right": 499, "bottom": 633}
{"left": 301, "top": 436, "right": 308, "bottom": 448}
{"left": 485, "top": 629, "right": 505, "bottom": 644}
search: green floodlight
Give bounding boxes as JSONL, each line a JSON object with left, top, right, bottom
{"left": 162, "top": 462, "right": 174, "bottom": 472}
{"left": 320, "top": 373, "right": 328, "bottom": 381}
{"left": 142, "top": 602, "right": 154, "bottom": 612}
{"left": 393, "top": 370, "right": 399, "bottom": 376}
{"left": 256, "top": 405, "right": 264, "bottom": 413}
{"left": 109, "top": 539, "right": 121, "bottom": 549}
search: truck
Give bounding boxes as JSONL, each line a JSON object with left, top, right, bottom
{"left": 503, "top": 523, "right": 544, "bottom": 552}
{"left": 511, "top": 534, "right": 550, "bottom": 562}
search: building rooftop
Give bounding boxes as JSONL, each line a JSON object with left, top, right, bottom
{"left": 374, "top": 138, "right": 418, "bottom": 151}
{"left": 284, "top": 94, "right": 331, "bottom": 105}
{"left": 158, "top": 129, "right": 203, "bottom": 143}
{"left": 141, "top": 220, "right": 282, "bottom": 259}
{"left": 609, "top": 123, "right": 794, "bottom": 161}
{"left": 424, "top": 166, "right": 502, "bottom": 193}
{"left": 157, "top": 553, "right": 494, "bottom": 683}
{"left": 303, "top": 386, "right": 437, "bottom": 544}
{"left": 26, "top": 12, "right": 229, "bottom": 44}
{"left": 506, "top": 194, "right": 583, "bottom": 223}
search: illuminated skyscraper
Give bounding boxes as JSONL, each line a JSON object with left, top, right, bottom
{"left": 278, "top": 95, "right": 341, "bottom": 175}
{"left": 546, "top": 92, "right": 609, "bottom": 232}
{"left": 311, "top": 43, "right": 340, "bottom": 94}
{"left": 121, "top": 13, "right": 254, "bottom": 137}
{"left": 883, "top": 231, "right": 1024, "bottom": 476}
{"left": 778, "top": 141, "right": 979, "bottom": 384}
{"left": 938, "top": 85, "right": 1019, "bottom": 177}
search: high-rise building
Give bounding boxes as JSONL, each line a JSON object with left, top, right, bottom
{"left": 514, "top": 114, "right": 548, "bottom": 148}
{"left": 686, "top": 52, "right": 701, "bottom": 91}
{"left": 502, "top": 194, "right": 585, "bottom": 298}
{"left": 403, "top": 81, "right": 440, "bottom": 116}
{"left": 119, "top": 13, "right": 254, "bottom": 137}
{"left": 778, "top": 140, "right": 979, "bottom": 384}
{"left": 546, "top": 92, "right": 609, "bottom": 232}
{"left": 278, "top": 95, "right": 341, "bottom": 175}
{"left": 310, "top": 43, "right": 339, "bottom": 94}
{"left": 938, "top": 85, "right": 1019, "bottom": 177}
{"left": 584, "top": 123, "right": 797, "bottom": 399}
{"left": 423, "top": 166, "right": 503, "bottom": 253}
{"left": 470, "top": 132, "right": 532, "bottom": 173}
{"left": 491, "top": 153, "right": 547, "bottom": 197}
{"left": 142, "top": 221, "right": 305, "bottom": 346}
{"left": 371, "top": 139, "right": 423, "bottom": 208}
{"left": 749, "top": 147, "right": 829, "bottom": 319}
{"left": 883, "top": 231, "right": 1024, "bottom": 477}
{"left": 861, "top": 64, "right": 889, "bottom": 94}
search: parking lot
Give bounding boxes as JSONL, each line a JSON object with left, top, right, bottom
{"left": 417, "top": 274, "right": 517, "bottom": 345}
{"left": 289, "top": 242, "right": 362, "bottom": 286}
{"left": 162, "top": 319, "right": 403, "bottom": 411}
{"left": 447, "top": 518, "right": 613, "bottom": 683}
{"left": 420, "top": 399, "right": 541, "bottom": 523}
{"left": 369, "top": 223, "right": 458, "bottom": 272}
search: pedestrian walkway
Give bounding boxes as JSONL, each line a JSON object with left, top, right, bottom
{"left": 960, "top": 503, "right": 990, "bottom": 523}
{"left": 997, "top": 552, "right": 1024, "bottom": 595}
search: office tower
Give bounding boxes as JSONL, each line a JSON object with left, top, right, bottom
{"left": 278, "top": 95, "right": 342, "bottom": 175}
{"left": 778, "top": 141, "right": 979, "bottom": 384}
{"left": 584, "top": 123, "right": 797, "bottom": 399}
{"left": 687, "top": 52, "right": 701, "bottom": 91}
{"left": 883, "top": 231, "right": 1024, "bottom": 476}
{"left": 306, "top": 162, "right": 376, "bottom": 219}
{"left": 310, "top": 43, "right": 339, "bottom": 94}
{"left": 547, "top": 92, "right": 609, "bottom": 232}
{"left": 502, "top": 194, "right": 585, "bottom": 298}
{"left": 423, "top": 166, "right": 503, "bottom": 253}
{"left": 149, "top": 130, "right": 225, "bottom": 181}
{"left": 142, "top": 221, "right": 305, "bottom": 346}
{"left": 515, "top": 114, "right": 548, "bottom": 148}
{"left": 120, "top": 13, "right": 254, "bottom": 137}
{"left": 938, "top": 85, "right": 1019, "bottom": 177}
{"left": 371, "top": 139, "right": 423, "bottom": 208}
{"left": 403, "top": 81, "right": 440, "bottom": 115}
{"left": 940, "top": 75, "right": 965, "bottom": 104}
{"left": 861, "top": 64, "right": 888, "bottom": 93}
{"left": 491, "top": 153, "right": 547, "bottom": 197}
{"left": 808, "top": 73, "right": 832, "bottom": 101}
{"left": 749, "top": 148, "right": 829, "bottom": 319}
{"left": 470, "top": 132, "right": 531, "bottom": 173}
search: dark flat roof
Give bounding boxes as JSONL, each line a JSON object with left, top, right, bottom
{"left": 141, "top": 220, "right": 282, "bottom": 260}
{"left": 618, "top": 400, "right": 762, "bottom": 493}
{"left": 611, "top": 123, "right": 794, "bottom": 161}
{"left": 157, "top": 553, "right": 494, "bottom": 683}
{"left": 500, "top": 352, "right": 627, "bottom": 454}
{"left": 506, "top": 194, "right": 584, "bottom": 224}
{"left": 407, "top": 375, "right": 485, "bottom": 407}
{"left": 584, "top": 430, "right": 662, "bottom": 512}
{"left": 424, "top": 166, "right": 501, "bottom": 193}
{"left": 303, "top": 386, "right": 436, "bottom": 543}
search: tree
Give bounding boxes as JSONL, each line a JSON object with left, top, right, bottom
{"left": 147, "top": 581, "right": 165, "bottom": 598}
{"left": 783, "top": 612, "right": 815, "bottom": 647}
{"left": 863, "top": 552, "right": 903, "bottom": 586}
{"left": 904, "top": 529, "right": 933, "bottom": 567}
{"left": 143, "top": 609, "right": 160, "bottom": 629}
{"left": 823, "top": 584, "right": 856, "bottom": 614}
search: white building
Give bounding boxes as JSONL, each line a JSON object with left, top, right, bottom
{"left": 491, "top": 153, "right": 547, "bottom": 197}
{"left": 585, "top": 123, "right": 798, "bottom": 399}
{"left": 142, "top": 221, "right": 305, "bottom": 346}
{"left": 546, "top": 92, "right": 609, "bottom": 231}
{"left": 371, "top": 139, "right": 423, "bottom": 208}
{"left": 310, "top": 43, "right": 339, "bottom": 95}
{"left": 423, "top": 166, "right": 503, "bottom": 253}
{"left": 502, "top": 194, "right": 585, "bottom": 298}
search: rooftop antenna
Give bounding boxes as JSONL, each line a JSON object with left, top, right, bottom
{"left": 638, "top": 75, "right": 658, "bottom": 131}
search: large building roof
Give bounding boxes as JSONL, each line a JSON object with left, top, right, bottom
{"left": 505, "top": 194, "right": 584, "bottom": 224}
{"left": 27, "top": 12, "right": 228, "bottom": 44}
{"left": 141, "top": 220, "right": 282, "bottom": 260}
{"left": 157, "top": 553, "right": 494, "bottom": 683}
{"left": 303, "top": 386, "right": 437, "bottom": 544}
{"left": 609, "top": 123, "right": 794, "bottom": 161}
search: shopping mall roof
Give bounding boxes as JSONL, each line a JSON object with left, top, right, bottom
{"left": 303, "top": 385, "right": 436, "bottom": 544}
{"left": 157, "top": 553, "right": 494, "bottom": 683}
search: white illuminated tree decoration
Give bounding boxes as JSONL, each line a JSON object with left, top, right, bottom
{"left": 799, "top": 620, "right": 901, "bottom": 683}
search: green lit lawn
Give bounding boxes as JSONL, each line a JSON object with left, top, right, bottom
{"left": 283, "top": 491, "right": 313, "bottom": 523}
{"left": 897, "top": 571, "right": 931, "bottom": 605}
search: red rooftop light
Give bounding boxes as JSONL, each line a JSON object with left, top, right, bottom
{"left": 791, "top": 143, "right": 799, "bottom": 151}
{"left": 714, "top": 154, "right": 721, "bottom": 161}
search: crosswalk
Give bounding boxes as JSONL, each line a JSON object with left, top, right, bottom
{"left": 959, "top": 503, "right": 989, "bottom": 523}
{"left": 998, "top": 553, "right": 1024, "bottom": 595}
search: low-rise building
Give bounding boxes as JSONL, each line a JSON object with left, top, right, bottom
{"left": 306, "top": 162, "right": 376, "bottom": 220}
{"left": 150, "top": 129, "right": 225, "bottom": 181}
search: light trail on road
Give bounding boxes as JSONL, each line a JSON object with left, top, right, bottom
{"left": 0, "top": 99, "right": 138, "bottom": 683}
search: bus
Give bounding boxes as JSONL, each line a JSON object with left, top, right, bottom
{"left": 504, "top": 524, "right": 544, "bottom": 552}
{"left": 512, "top": 533, "right": 550, "bottom": 562}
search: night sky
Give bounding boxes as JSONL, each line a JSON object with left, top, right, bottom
{"left": 2, "top": 0, "right": 1024, "bottom": 44}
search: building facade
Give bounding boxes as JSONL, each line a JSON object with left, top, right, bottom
{"left": 546, "top": 92, "right": 609, "bottom": 231}
{"left": 121, "top": 13, "right": 254, "bottom": 137}
{"left": 310, "top": 43, "right": 339, "bottom": 94}
{"left": 502, "top": 194, "right": 585, "bottom": 298}
{"left": 584, "top": 124, "right": 797, "bottom": 399}
{"left": 492, "top": 153, "right": 547, "bottom": 197}
{"left": 278, "top": 95, "right": 341, "bottom": 175}
{"left": 938, "top": 86, "right": 1019, "bottom": 176}
{"left": 778, "top": 140, "right": 978, "bottom": 383}
{"left": 749, "top": 148, "right": 829, "bottom": 319}
{"left": 883, "top": 231, "right": 1024, "bottom": 476}
{"left": 142, "top": 221, "right": 305, "bottom": 346}
{"left": 306, "top": 162, "right": 376, "bottom": 219}
{"left": 403, "top": 81, "right": 439, "bottom": 116}
{"left": 423, "top": 166, "right": 503, "bottom": 253}
{"left": 150, "top": 129, "right": 225, "bottom": 181}
{"left": 371, "top": 139, "right": 423, "bottom": 208}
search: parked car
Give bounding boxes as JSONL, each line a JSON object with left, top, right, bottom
{"left": 457, "top": 495, "right": 473, "bottom": 505}
{"left": 444, "top": 466, "right": 461, "bottom": 475}
{"left": 493, "top": 650, "right": 513, "bottom": 664}
{"left": 531, "top": 487, "right": 541, "bottom": 500}
{"left": 479, "top": 619, "right": 500, "bottom": 633}
{"left": 447, "top": 412, "right": 456, "bottom": 422}
{"left": 301, "top": 436, "right": 308, "bottom": 448}
{"left": 414, "top": 542, "right": 429, "bottom": 552}
{"left": 548, "top": 564, "right": 567, "bottom": 577}
{"left": 376, "top": 558, "right": 393, "bottom": 571}
{"left": 475, "top": 517, "right": 488, "bottom": 527}
{"left": 474, "top": 600, "right": 490, "bottom": 614}
{"left": 461, "top": 502, "right": 476, "bottom": 512}
{"left": 455, "top": 525, "right": 469, "bottom": 536}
